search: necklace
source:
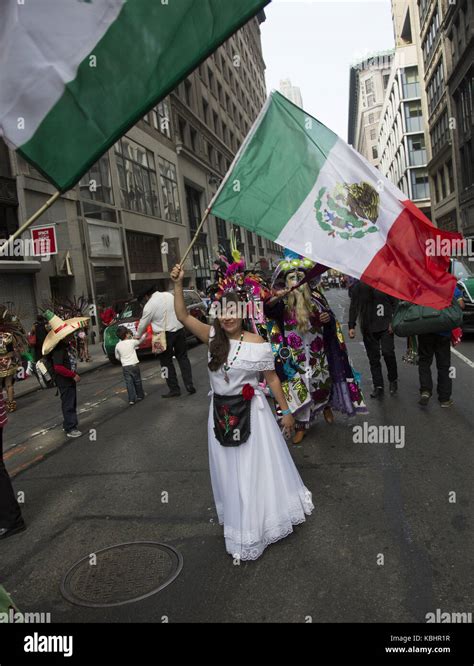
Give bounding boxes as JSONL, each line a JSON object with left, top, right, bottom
{"left": 223, "top": 332, "right": 244, "bottom": 383}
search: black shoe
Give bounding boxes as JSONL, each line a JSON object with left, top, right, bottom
{"left": 186, "top": 385, "right": 196, "bottom": 395}
{"left": 161, "top": 392, "right": 181, "bottom": 399}
{"left": 419, "top": 391, "right": 431, "bottom": 406}
{"left": 389, "top": 380, "right": 398, "bottom": 395}
{"left": 0, "top": 520, "right": 26, "bottom": 540}
{"left": 370, "top": 387, "right": 384, "bottom": 399}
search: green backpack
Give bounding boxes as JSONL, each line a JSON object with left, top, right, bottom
{"left": 392, "top": 299, "right": 463, "bottom": 337}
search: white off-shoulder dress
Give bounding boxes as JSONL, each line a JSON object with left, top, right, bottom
{"left": 207, "top": 333, "right": 314, "bottom": 560}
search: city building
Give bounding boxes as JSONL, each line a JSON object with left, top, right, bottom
{"left": 418, "top": 0, "right": 460, "bottom": 233}
{"left": 279, "top": 78, "right": 303, "bottom": 108}
{"left": 444, "top": 0, "right": 473, "bottom": 238}
{"left": 377, "top": 0, "right": 432, "bottom": 218}
{"left": 0, "top": 11, "right": 282, "bottom": 334}
{"left": 348, "top": 50, "right": 395, "bottom": 165}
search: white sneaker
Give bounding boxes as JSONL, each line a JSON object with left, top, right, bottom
{"left": 66, "top": 429, "right": 82, "bottom": 438}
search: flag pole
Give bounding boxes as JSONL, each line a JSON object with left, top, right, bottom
{"left": 0, "top": 190, "right": 61, "bottom": 255}
{"left": 180, "top": 207, "right": 211, "bottom": 266}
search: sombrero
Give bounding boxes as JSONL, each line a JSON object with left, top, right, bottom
{"left": 42, "top": 310, "right": 90, "bottom": 356}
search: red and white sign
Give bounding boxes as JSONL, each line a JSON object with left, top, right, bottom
{"left": 31, "top": 225, "right": 58, "bottom": 256}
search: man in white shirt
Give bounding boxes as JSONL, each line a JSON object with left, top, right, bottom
{"left": 136, "top": 288, "right": 195, "bottom": 398}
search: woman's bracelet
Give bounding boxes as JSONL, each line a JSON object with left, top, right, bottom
{"left": 281, "top": 408, "right": 291, "bottom": 415}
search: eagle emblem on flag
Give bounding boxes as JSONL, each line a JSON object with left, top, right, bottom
{"left": 314, "top": 181, "right": 380, "bottom": 240}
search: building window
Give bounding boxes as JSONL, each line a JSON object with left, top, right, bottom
{"left": 202, "top": 98, "right": 209, "bottom": 124}
{"left": 365, "top": 78, "right": 374, "bottom": 94}
{"left": 430, "top": 110, "right": 449, "bottom": 156}
{"left": 190, "top": 128, "right": 197, "bottom": 153}
{"left": 410, "top": 169, "right": 429, "bottom": 200}
{"left": 184, "top": 79, "right": 193, "bottom": 106}
{"left": 126, "top": 231, "right": 163, "bottom": 274}
{"left": 401, "top": 66, "right": 420, "bottom": 99}
{"left": 404, "top": 100, "right": 423, "bottom": 132}
{"left": 149, "top": 100, "right": 171, "bottom": 139}
{"left": 367, "top": 94, "right": 376, "bottom": 107}
{"left": 460, "top": 140, "right": 474, "bottom": 190}
{"left": 427, "top": 60, "right": 444, "bottom": 114}
{"left": 208, "top": 68, "right": 215, "bottom": 95}
{"left": 79, "top": 153, "right": 114, "bottom": 205}
{"left": 216, "top": 217, "right": 229, "bottom": 253}
{"left": 372, "top": 146, "right": 378, "bottom": 160}
{"left": 407, "top": 134, "right": 427, "bottom": 166}
{"left": 158, "top": 157, "right": 181, "bottom": 223}
{"left": 370, "top": 129, "right": 376, "bottom": 140}
{"left": 185, "top": 185, "right": 210, "bottom": 290}
{"left": 213, "top": 111, "right": 220, "bottom": 136}
{"left": 440, "top": 168, "right": 447, "bottom": 199}
{"left": 368, "top": 112, "right": 375, "bottom": 124}
{"left": 447, "top": 160, "right": 455, "bottom": 194}
{"left": 115, "top": 138, "right": 159, "bottom": 217}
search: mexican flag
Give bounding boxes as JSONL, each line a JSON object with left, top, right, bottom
{"left": 211, "top": 91, "right": 461, "bottom": 309}
{"left": 0, "top": 0, "right": 269, "bottom": 193}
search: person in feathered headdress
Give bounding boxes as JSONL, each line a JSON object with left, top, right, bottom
{"left": 0, "top": 305, "right": 29, "bottom": 413}
{"left": 263, "top": 250, "right": 367, "bottom": 444}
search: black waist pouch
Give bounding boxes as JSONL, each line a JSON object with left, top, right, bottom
{"left": 213, "top": 392, "right": 252, "bottom": 447}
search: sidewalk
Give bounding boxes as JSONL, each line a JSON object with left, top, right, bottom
{"left": 13, "top": 343, "right": 110, "bottom": 400}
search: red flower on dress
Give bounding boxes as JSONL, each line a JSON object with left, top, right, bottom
{"left": 242, "top": 383, "right": 255, "bottom": 401}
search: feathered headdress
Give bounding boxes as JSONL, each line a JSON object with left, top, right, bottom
{"left": 271, "top": 249, "right": 328, "bottom": 289}
{"left": 0, "top": 304, "right": 28, "bottom": 352}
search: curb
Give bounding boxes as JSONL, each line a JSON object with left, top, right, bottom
{"left": 15, "top": 357, "right": 111, "bottom": 400}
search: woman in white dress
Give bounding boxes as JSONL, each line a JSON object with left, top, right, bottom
{"left": 171, "top": 264, "right": 314, "bottom": 561}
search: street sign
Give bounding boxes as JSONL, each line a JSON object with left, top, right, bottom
{"left": 31, "top": 225, "right": 58, "bottom": 256}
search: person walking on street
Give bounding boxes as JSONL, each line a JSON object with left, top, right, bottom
{"left": 42, "top": 310, "right": 90, "bottom": 438}
{"left": 136, "top": 287, "right": 195, "bottom": 398}
{"left": 115, "top": 326, "right": 146, "bottom": 405}
{"left": 0, "top": 389, "right": 26, "bottom": 540}
{"left": 348, "top": 281, "right": 398, "bottom": 399}
{"left": 418, "top": 287, "right": 465, "bottom": 408}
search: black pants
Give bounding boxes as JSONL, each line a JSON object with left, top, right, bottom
{"left": 159, "top": 329, "right": 193, "bottom": 393}
{"left": 418, "top": 333, "right": 452, "bottom": 402}
{"left": 363, "top": 329, "right": 398, "bottom": 388}
{"left": 58, "top": 384, "right": 78, "bottom": 432}
{"left": 123, "top": 364, "right": 144, "bottom": 402}
{"left": 0, "top": 428, "right": 23, "bottom": 529}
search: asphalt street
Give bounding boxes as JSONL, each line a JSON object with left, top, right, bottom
{"left": 1, "top": 289, "right": 472, "bottom": 623}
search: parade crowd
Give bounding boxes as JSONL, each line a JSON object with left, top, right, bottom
{"left": 0, "top": 243, "right": 465, "bottom": 560}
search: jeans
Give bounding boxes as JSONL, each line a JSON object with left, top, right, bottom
{"left": 363, "top": 329, "right": 398, "bottom": 388}
{"left": 159, "top": 328, "right": 193, "bottom": 393}
{"left": 58, "top": 384, "right": 78, "bottom": 433}
{"left": 123, "top": 364, "right": 144, "bottom": 402}
{"left": 418, "top": 333, "right": 452, "bottom": 402}
{"left": 0, "top": 428, "right": 23, "bottom": 528}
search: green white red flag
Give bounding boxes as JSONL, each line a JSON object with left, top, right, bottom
{"left": 211, "top": 91, "right": 461, "bottom": 309}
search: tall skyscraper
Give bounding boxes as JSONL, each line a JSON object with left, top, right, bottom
{"left": 348, "top": 50, "right": 394, "bottom": 166}
{"left": 279, "top": 78, "right": 303, "bottom": 108}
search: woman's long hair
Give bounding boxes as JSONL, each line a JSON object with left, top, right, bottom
{"left": 208, "top": 292, "right": 243, "bottom": 372}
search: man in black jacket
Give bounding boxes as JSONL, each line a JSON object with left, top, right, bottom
{"left": 348, "top": 281, "right": 398, "bottom": 399}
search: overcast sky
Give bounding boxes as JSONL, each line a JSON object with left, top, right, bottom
{"left": 260, "top": 0, "right": 395, "bottom": 140}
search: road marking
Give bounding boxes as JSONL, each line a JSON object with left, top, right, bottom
{"left": 451, "top": 347, "right": 474, "bottom": 368}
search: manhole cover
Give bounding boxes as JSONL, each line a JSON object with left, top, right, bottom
{"left": 60, "top": 541, "right": 183, "bottom": 608}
